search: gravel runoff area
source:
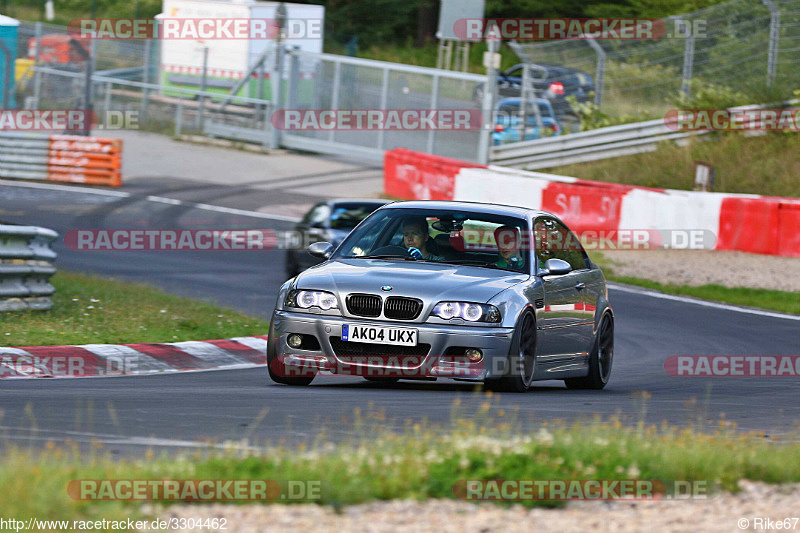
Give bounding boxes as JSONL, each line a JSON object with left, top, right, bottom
{"left": 601, "top": 250, "right": 800, "bottom": 293}
{"left": 158, "top": 481, "right": 799, "bottom": 533}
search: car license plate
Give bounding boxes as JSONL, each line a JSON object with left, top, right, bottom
{"left": 341, "top": 324, "right": 417, "bottom": 346}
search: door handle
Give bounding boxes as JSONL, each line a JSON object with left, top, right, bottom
{"left": 575, "top": 282, "right": 586, "bottom": 290}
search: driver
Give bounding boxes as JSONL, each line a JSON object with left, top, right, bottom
{"left": 402, "top": 217, "right": 444, "bottom": 261}
{"left": 494, "top": 225, "right": 526, "bottom": 270}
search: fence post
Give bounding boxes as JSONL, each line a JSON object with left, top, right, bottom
{"left": 32, "top": 22, "right": 42, "bottom": 109}
{"left": 326, "top": 59, "right": 340, "bottom": 145}
{"left": 103, "top": 80, "right": 111, "bottom": 123}
{"left": 0, "top": 40, "right": 11, "bottom": 109}
{"left": 269, "top": 40, "right": 285, "bottom": 149}
{"left": 376, "top": 68, "right": 389, "bottom": 151}
{"left": 427, "top": 74, "right": 440, "bottom": 153}
{"left": 477, "top": 26, "right": 500, "bottom": 165}
{"left": 586, "top": 38, "right": 605, "bottom": 107}
{"left": 69, "top": 38, "right": 93, "bottom": 135}
{"left": 681, "top": 32, "right": 695, "bottom": 97}
{"left": 519, "top": 63, "right": 543, "bottom": 143}
{"left": 762, "top": 0, "right": 780, "bottom": 86}
{"left": 196, "top": 46, "right": 208, "bottom": 131}
{"left": 175, "top": 95, "right": 183, "bottom": 137}
{"left": 142, "top": 38, "right": 151, "bottom": 118}
{"left": 257, "top": 56, "right": 266, "bottom": 126}
{"left": 286, "top": 47, "right": 299, "bottom": 111}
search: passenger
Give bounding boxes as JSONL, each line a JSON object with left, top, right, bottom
{"left": 494, "top": 225, "right": 526, "bottom": 270}
{"left": 402, "top": 217, "right": 445, "bottom": 261}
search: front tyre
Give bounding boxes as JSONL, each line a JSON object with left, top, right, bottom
{"left": 564, "top": 313, "right": 614, "bottom": 390}
{"left": 266, "top": 317, "right": 315, "bottom": 386}
{"left": 484, "top": 310, "right": 537, "bottom": 393}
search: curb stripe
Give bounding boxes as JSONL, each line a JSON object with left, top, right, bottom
{"left": 167, "top": 341, "right": 254, "bottom": 367}
{"left": 125, "top": 343, "right": 216, "bottom": 371}
{"left": 204, "top": 339, "right": 265, "bottom": 365}
{"left": 80, "top": 344, "right": 174, "bottom": 373}
{"left": 0, "top": 337, "right": 268, "bottom": 379}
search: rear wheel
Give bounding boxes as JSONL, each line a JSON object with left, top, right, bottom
{"left": 484, "top": 310, "right": 537, "bottom": 393}
{"left": 564, "top": 314, "right": 614, "bottom": 390}
{"left": 266, "top": 318, "right": 315, "bottom": 386}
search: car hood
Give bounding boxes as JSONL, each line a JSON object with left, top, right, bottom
{"left": 295, "top": 258, "right": 528, "bottom": 306}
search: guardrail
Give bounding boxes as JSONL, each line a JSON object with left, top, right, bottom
{"left": 0, "top": 224, "right": 58, "bottom": 312}
{"left": 0, "top": 132, "right": 122, "bottom": 187}
{"left": 490, "top": 118, "right": 697, "bottom": 169}
{"left": 490, "top": 101, "right": 800, "bottom": 170}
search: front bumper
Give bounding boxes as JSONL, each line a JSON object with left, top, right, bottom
{"left": 272, "top": 310, "right": 516, "bottom": 380}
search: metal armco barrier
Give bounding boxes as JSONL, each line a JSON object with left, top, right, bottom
{"left": 490, "top": 101, "right": 800, "bottom": 170}
{"left": 0, "top": 132, "right": 122, "bottom": 187}
{"left": 0, "top": 224, "right": 58, "bottom": 312}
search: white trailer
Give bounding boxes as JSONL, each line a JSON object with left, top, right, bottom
{"left": 158, "top": 0, "right": 324, "bottom": 96}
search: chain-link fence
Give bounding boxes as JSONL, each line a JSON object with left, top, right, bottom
{"left": 13, "top": 20, "right": 489, "bottom": 162}
{"left": 509, "top": 0, "right": 800, "bottom": 119}
{"left": 280, "top": 49, "right": 486, "bottom": 161}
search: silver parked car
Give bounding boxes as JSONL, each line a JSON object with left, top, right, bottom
{"left": 267, "top": 201, "right": 614, "bottom": 392}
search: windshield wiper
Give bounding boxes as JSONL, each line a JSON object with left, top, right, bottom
{"left": 439, "top": 259, "right": 500, "bottom": 268}
{"left": 349, "top": 254, "right": 416, "bottom": 260}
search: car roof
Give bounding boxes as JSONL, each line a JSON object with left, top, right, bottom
{"left": 497, "top": 97, "right": 550, "bottom": 107}
{"left": 379, "top": 200, "right": 550, "bottom": 219}
{"left": 325, "top": 198, "right": 390, "bottom": 207}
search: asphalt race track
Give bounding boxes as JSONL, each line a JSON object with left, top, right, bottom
{"left": 1, "top": 179, "right": 799, "bottom": 455}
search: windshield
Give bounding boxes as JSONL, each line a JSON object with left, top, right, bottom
{"left": 329, "top": 203, "right": 383, "bottom": 230}
{"left": 332, "top": 208, "right": 531, "bottom": 274}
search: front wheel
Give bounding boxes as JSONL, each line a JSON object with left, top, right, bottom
{"left": 564, "top": 314, "right": 614, "bottom": 390}
{"left": 484, "top": 310, "right": 537, "bottom": 393}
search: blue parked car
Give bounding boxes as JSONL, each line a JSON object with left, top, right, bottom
{"left": 492, "top": 98, "right": 562, "bottom": 145}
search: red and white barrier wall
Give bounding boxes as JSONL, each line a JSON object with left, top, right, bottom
{"left": 384, "top": 149, "right": 800, "bottom": 257}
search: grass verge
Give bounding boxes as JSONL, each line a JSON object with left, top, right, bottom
{"left": 543, "top": 133, "right": 800, "bottom": 198}
{"left": 1, "top": 271, "right": 269, "bottom": 346}
{"left": 1, "top": 412, "right": 799, "bottom": 524}
{"left": 590, "top": 251, "right": 800, "bottom": 315}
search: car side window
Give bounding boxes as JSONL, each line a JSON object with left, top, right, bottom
{"left": 534, "top": 217, "right": 590, "bottom": 272}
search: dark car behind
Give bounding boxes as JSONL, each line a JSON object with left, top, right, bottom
{"left": 285, "top": 199, "right": 389, "bottom": 278}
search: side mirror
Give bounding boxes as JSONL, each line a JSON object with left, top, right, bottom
{"left": 307, "top": 241, "right": 334, "bottom": 259}
{"left": 542, "top": 258, "right": 572, "bottom": 276}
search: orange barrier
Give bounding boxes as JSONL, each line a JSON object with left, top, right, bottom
{"left": 46, "top": 135, "right": 122, "bottom": 187}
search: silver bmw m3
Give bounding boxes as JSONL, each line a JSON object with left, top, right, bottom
{"left": 267, "top": 200, "right": 614, "bottom": 392}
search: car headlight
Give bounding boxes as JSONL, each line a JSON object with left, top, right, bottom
{"left": 285, "top": 290, "right": 339, "bottom": 310}
{"left": 432, "top": 302, "right": 501, "bottom": 323}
